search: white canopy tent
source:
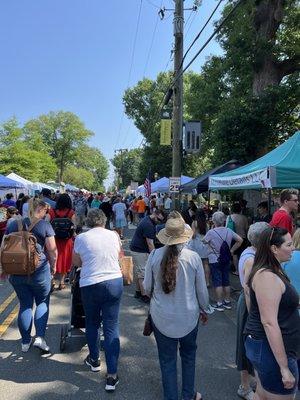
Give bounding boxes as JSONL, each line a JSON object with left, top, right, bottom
{"left": 7, "top": 173, "right": 34, "bottom": 192}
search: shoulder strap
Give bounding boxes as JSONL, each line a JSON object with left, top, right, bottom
{"left": 17, "top": 219, "right": 23, "bottom": 232}
{"left": 28, "top": 218, "right": 41, "bottom": 232}
{"left": 214, "top": 229, "right": 228, "bottom": 242}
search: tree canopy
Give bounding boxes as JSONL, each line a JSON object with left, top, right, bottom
{"left": 122, "top": 0, "right": 299, "bottom": 179}
{"left": 0, "top": 113, "right": 109, "bottom": 190}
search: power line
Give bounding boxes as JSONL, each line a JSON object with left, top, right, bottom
{"left": 136, "top": 0, "right": 245, "bottom": 153}
{"left": 114, "top": 0, "right": 143, "bottom": 151}
{"left": 184, "top": 6, "right": 198, "bottom": 38}
{"left": 143, "top": 0, "right": 164, "bottom": 77}
{"left": 180, "top": 0, "right": 244, "bottom": 77}
{"left": 145, "top": 0, "right": 161, "bottom": 9}
{"left": 181, "top": 0, "right": 224, "bottom": 69}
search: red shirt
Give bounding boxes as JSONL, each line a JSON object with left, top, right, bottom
{"left": 270, "top": 209, "right": 293, "bottom": 235}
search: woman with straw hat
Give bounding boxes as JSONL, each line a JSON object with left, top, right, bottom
{"left": 143, "top": 217, "right": 209, "bottom": 400}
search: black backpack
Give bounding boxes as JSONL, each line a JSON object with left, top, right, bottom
{"left": 213, "top": 230, "right": 232, "bottom": 265}
{"left": 51, "top": 210, "right": 74, "bottom": 239}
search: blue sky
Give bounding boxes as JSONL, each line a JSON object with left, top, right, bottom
{"left": 0, "top": 0, "right": 223, "bottom": 187}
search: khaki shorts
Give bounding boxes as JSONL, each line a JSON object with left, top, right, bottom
{"left": 131, "top": 251, "right": 148, "bottom": 279}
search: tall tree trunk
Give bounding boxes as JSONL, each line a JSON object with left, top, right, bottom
{"left": 252, "top": 0, "right": 299, "bottom": 96}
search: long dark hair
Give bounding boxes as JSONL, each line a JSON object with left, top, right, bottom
{"left": 56, "top": 193, "right": 72, "bottom": 210}
{"left": 194, "top": 209, "right": 207, "bottom": 236}
{"left": 248, "top": 227, "right": 290, "bottom": 288}
{"left": 161, "top": 245, "right": 179, "bottom": 294}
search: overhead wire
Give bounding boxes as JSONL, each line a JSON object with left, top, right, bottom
{"left": 181, "top": 0, "right": 224, "bottom": 69}
{"left": 136, "top": 0, "right": 245, "bottom": 150}
{"left": 179, "top": 0, "right": 244, "bottom": 78}
{"left": 143, "top": 0, "right": 163, "bottom": 78}
{"left": 114, "top": 0, "right": 143, "bottom": 151}
{"left": 145, "top": 0, "right": 161, "bottom": 9}
{"left": 122, "top": 0, "right": 163, "bottom": 148}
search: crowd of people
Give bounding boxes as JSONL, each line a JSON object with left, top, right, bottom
{"left": 0, "top": 187, "right": 299, "bottom": 399}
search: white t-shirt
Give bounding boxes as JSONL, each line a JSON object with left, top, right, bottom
{"left": 74, "top": 227, "right": 122, "bottom": 287}
{"left": 164, "top": 197, "right": 172, "bottom": 210}
{"left": 112, "top": 202, "right": 126, "bottom": 220}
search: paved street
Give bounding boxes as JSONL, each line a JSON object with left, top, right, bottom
{"left": 0, "top": 226, "right": 299, "bottom": 400}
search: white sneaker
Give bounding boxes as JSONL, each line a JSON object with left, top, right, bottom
{"left": 21, "top": 338, "right": 33, "bottom": 353}
{"left": 33, "top": 336, "right": 50, "bottom": 352}
{"left": 237, "top": 385, "right": 254, "bottom": 400}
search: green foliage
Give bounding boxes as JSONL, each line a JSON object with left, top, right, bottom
{"left": 122, "top": 0, "right": 299, "bottom": 179}
{"left": 63, "top": 165, "right": 95, "bottom": 190}
{"left": 0, "top": 118, "right": 57, "bottom": 181}
{"left": 111, "top": 148, "right": 143, "bottom": 188}
{"left": 23, "top": 111, "right": 93, "bottom": 181}
{"left": 73, "top": 144, "right": 109, "bottom": 189}
{"left": 0, "top": 114, "right": 109, "bottom": 188}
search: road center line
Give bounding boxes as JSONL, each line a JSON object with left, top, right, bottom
{"left": 0, "top": 292, "right": 16, "bottom": 314}
{"left": 0, "top": 304, "right": 19, "bottom": 337}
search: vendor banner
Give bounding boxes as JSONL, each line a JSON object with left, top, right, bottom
{"left": 209, "top": 168, "right": 269, "bottom": 189}
{"left": 160, "top": 119, "right": 172, "bottom": 145}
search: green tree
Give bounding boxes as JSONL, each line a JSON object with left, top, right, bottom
{"left": 23, "top": 111, "right": 93, "bottom": 182}
{"left": 73, "top": 144, "right": 109, "bottom": 188}
{"left": 63, "top": 165, "right": 95, "bottom": 191}
{"left": 123, "top": 73, "right": 173, "bottom": 177}
{"left": 111, "top": 148, "right": 143, "bottom": 188}
{"left": 0, "top": 118, "right": 57, "bottom": 181}
{"left": 186, "top": 0, "right": 300, "bottom": 166}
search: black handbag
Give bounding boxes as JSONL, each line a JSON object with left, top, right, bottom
{"left": 143, "top": 314, "right": 153, "bottom": 336}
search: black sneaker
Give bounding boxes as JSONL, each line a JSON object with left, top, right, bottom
{"left": 134, "top": 291, "right": 142, "bottom": 299}
{"left": 105, "top": 376, "right": 119, "bottom": 392}
{"left": 84, "top": 355, "right": 101, "bottom": 372}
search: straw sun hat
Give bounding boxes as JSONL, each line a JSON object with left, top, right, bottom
{"left": 157, "top": 217, "right": 193, "bottom": 246}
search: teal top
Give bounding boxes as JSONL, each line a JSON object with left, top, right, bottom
{"left": 283, "top": 250, "right": 300, "bottom": 295}
{"left": 91, "top": 199, "right": 101, "bottom": 209}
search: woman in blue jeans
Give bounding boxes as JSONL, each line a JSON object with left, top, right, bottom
{"left": 143, "top": 216, "right": 209, "bottom": 400}
{"left": 73, "top": 208, "right": 123, "bottom": 393}
{"left": 4, "top": 199, "right": 57, "bottom": 353}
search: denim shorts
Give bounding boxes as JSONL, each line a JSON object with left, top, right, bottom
{"left": 209, "top": 262, "right": 230, "bottom": 288}
{"left": 245, "top": 335, "right": 299, "bottom": 395}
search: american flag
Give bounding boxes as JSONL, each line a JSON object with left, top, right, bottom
{"left": 144, "top": 171, "right": 151, "bottom": 198}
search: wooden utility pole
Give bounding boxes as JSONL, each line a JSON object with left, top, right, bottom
{"left": 172, "top": 0, "right": 184, "bottom": 209}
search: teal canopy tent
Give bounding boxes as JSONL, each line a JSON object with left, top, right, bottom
{"left": 209, "top": 131, "right": 300, "bottom": 190}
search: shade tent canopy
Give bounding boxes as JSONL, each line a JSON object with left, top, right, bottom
{"left": 32, "top": 182, "right": 56, "bottom": 191}
{"left": 136, "top": 176, "right": 194, "bottom": 194}
{"left": 209, "top": 131, "right": 300, "bottom": 190}
{"left": 181, "top": 160, "right": 241, "bottom": 194}
{"left": 155, "top": 175, "right": 193, "bottom": 193}
{"left": 7, "top": 173, "right": 34, "bottom": 190}
{"left": 0, "top": 174, "right": 25, "bottom": 189}
{"left": 65, "top": 183, "right": 79, "bottom": 191}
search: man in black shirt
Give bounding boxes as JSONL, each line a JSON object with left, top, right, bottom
{"left": 130, "top": 209, "right": 164, "bottom": 302}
